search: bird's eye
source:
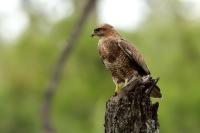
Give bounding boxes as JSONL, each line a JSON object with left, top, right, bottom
{"left": 94, "top": 28, "right": 101, "bottom": 32}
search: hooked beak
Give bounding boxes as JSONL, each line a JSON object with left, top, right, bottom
{"left": 91, "top": 32, "right": 96, "bottom": 37}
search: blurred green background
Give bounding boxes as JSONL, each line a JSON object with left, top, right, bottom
{"left": 0, "top": 0, "right": 200, "bottom": 133}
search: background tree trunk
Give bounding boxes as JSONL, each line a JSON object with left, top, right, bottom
{"left": 104, "top": 77, "right": 160, "bottom": 133}
{"left": 41, "top": 0, "right": 97, "bottom": 133}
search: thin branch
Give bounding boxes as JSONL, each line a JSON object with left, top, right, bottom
{"left": 41, "top": 0, "right": 97, "bottom": 132}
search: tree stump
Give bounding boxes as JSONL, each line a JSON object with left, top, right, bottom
{"left": 104, "top": 76, "right": 160, "bottom": 133}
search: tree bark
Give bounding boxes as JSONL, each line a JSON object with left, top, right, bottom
{"left": 104, "top": 76, "right": 160, "bottom": 133}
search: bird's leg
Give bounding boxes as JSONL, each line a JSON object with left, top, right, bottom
{"left": 123, "top": 78, "right": 131, "bottom": 88}
{"left": 115, "top": 83, "right": 124, "bottom": 93}
{"left": 115, "top": 83, "right": 120, "bottom": 93}
{"left": 124, "top": 78, "right": 128, "bottom": 86}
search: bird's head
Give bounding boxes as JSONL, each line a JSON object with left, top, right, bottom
{"left": 91, "top": 23, "right": 120, "bottom": 38}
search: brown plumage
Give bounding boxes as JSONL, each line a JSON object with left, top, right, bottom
{"left": 91, "top": 24, "right": 161, "bottom": 98}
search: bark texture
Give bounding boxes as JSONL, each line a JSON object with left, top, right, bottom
{"left": 104, "top": 76, "right": 160, "bottom": 133}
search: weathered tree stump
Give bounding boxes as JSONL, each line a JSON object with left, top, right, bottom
{"left": 104, "top": 76, "right": 160, "bottom": 133}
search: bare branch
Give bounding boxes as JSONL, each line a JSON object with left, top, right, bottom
{"left": 41, "top": 0, "right": 97, "bottom": 132}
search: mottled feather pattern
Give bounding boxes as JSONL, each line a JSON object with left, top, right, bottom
{"left": 98, "top": 37, "right": 136, "bottom": 83}
{"left": 118, "top": 39, "right": 150, "bottom": 75}
{"left": 93, "top": 23, "right": 161, "bottom": 98}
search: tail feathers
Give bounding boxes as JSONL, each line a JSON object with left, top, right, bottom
{"left": 150, "top": 85, "right": 162, "bottom": 98}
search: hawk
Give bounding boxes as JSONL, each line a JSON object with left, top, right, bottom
{"left": 91, "top": 24, "right": 161, "bottom": 98}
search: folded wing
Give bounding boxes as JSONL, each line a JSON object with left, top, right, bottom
{"left": 117, "top": 39, "right": 150, "bottom": 76}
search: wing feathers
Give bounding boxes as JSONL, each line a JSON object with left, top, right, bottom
{"left": 117, "top": 39, "right": 150, "bottom": 75}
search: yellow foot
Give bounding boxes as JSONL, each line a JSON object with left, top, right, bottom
{"left": 115, "top": 83, "right": 123, "bottom": 93}
{"left": 124, "top": 79, "right": 128, "bottom": 86}
{"left": 115, "top": 84, "right": 119, "bottom": 93}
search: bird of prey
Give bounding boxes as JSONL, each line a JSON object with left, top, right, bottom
{"left": 91, "top": 24, "right": 161, "bottom": 98}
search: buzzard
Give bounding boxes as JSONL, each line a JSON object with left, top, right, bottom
{"left": 91, "top": 24, "right": 161, "bottom": 98}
